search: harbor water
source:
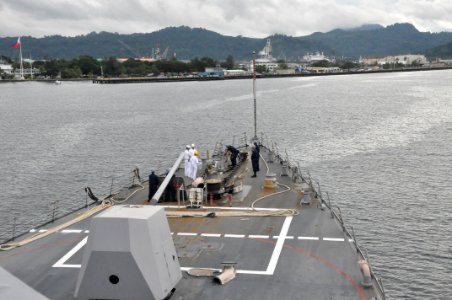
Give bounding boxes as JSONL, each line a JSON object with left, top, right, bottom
{"left": 1, "top": 71, "right": 451, "bottom": 299}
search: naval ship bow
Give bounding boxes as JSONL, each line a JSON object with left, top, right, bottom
{"left": 0, "top": 54, "right": 386, "bottom": 300}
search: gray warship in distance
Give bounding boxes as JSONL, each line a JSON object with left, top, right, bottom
{"left": 0, "top": 57, "right": 386, "bottom": 300}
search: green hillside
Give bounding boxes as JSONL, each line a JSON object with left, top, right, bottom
{"left": 1, "top": 23, "right": 452, "bottom": 60}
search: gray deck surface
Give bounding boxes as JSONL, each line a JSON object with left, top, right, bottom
{"left": 0, "top": 146, "right": 383, "bottom": 300}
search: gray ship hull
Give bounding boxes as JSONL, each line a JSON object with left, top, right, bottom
{"left": 0, "top": 144, "right": 385, "bottom": 300}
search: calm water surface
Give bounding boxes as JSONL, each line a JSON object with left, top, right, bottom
{"left": 1, "top": 71, "right": 451, "bottom": 299}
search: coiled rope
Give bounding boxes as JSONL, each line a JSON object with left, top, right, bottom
{"left": 249, "top": 149, "right": 299, "bottom": 216}
{"left": 110, "top": 183, "right": 144, "bottom": 204}
{"left": 166, "top": 147, "right": 299, "bottom": 218}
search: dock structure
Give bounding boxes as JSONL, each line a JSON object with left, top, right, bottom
{"left": 93, "top": 76, "right": 238, "bottom": 84}
{"left": 92, "top": 66, "right": 452, "bottom": 84}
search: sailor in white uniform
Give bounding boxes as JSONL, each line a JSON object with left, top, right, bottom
{"left": 184, "top": 145, "right": 191, "bottom": 177}
{"left": 190, "top": 151, "right": 199, "bottom": 180}
{"left": 189, "top": 143, "right": 196, "bottom": 158}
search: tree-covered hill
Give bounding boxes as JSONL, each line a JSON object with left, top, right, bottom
{"left": 424, "top": 41, "right": 452, "bottom": 59}
{"left": 2, "top": 23, "right": 452, "bottom": 60}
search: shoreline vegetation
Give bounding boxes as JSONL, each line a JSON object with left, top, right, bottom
{"left": 1, "top": 54, "right": 452, "bottom": 84}
{"left": 1, "top": 66, "right": 452, "bottom": 84}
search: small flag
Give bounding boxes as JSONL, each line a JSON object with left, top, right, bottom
{"left": 11, "top": 37, "right": 21, "bottom": 49}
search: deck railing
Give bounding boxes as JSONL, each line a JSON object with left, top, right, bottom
{"left": 261, "top": 135, "right": 386, "bottom": 300}
{"left": 0, "top": 166, "right": 149, "bottom": 245}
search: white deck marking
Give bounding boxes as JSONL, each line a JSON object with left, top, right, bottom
{"left": 29, "top": 229, "right": 36, "bottom": 233}
{"left": 272, "top": 235, "right": 294, "bottom": 240}
{"left": 84, "top": 230, "right": 90, "bottom": 233}
{"left": 162, "top": 205, "right": 286, "bottom": 212}
{"left": 323, "top": 237, "right": 345, "bottom": 242}
{"left": 177, "top": 232, "right": 198, "bottom": 236}
{"left": 52, "top": 237, "right": 87, "bottom": 268}
{"left": 348, "top": 238, "right": 354, "bottom": 242}
{"left": 298, "top": 236, "right": 319, "bottom": 240}
{"left": 200, "top": 233, "right": 222, "bottom": 237}
{"left": 38, "top": 229, "right": 47, "bottom": 233}
{"left": 53, "top": 217, "right": 294, "bottom": 276}
{"left": 224, "top": 234, "right": 245, "bottom": 238}
{"left": 61, "top": 229, "right": 82, "bottom": 233}
{"left": 180, "top": 267, "right": 269, "bottom": 275}
{"left": 266, "top": 216, "right": 293, "bottom": 275}
{"left": 248, "top": 235, "right": 270, "bottom": 239}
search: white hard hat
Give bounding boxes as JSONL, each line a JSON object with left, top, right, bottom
{"left": 186, "top": 145, "right": 190, "bottom": 149}
{"left": 191, "top": 144, "right": 195, "bottom": 147}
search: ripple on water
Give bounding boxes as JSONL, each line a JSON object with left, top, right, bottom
{"left": 1, "top": 73, "right": 452, "bottom": 298}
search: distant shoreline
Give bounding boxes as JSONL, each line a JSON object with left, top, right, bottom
{"left": 92, "top": 66, "right": 452, "bottom": 84}
{"left": 2, "top": 66, "right": 452, "bottom": 84}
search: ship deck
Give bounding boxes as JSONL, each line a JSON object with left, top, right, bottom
{"left": 0, "top": 146, "right": 383, "bottom": 300}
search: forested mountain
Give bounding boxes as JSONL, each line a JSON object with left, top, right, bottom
{"left": 424, "top": 42, "right": 452, "bottom": 59}
{"left": 2, "top": 23, "right": 452, "bottom": 60}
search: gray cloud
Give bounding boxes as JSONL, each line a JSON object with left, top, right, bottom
{"left": 1, "top": 0, "right": 452, "bottom": 37}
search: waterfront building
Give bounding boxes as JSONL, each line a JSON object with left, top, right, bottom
{"left": 360, "top": 54, "right": 428, "bottom": 66}
{"left": 0, "top": 64, "right": 13, "bottom": 75}
{"left": 13, "top": 68, "right": 40, "bottom": 78}
{"left": 198, "top": 66, "right": 225, "bottom": 77}
{"left": 302, "top": 51, "right": 331, "bottom": 63}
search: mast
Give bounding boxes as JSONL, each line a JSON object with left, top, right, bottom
{"left": 19, "top": 40, "right": 24, "bottom": 80}
{"left": 29, "top": 54, "right": 33, "bottom": 80}
{"left": 252, "top": 51, "right": 257, "bottom": 141}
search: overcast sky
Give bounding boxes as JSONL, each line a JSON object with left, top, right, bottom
{"left": 1, "top": 0, "right": 452, "bottom": 38}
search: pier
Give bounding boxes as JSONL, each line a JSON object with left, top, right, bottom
{"left": 92, "top": 66, "right": 452, "bottom": 84}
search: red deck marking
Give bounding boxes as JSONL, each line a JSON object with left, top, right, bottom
{"left": 257, "top": 239, "right": 367, "bottom": 300}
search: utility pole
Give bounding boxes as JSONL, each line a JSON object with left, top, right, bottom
{"left": 29, "top": 54, "right": 33, "bottom": 80}
{"left": 252, "top": 50, "right": 257, "bottom": 141}
{"left": 19, "top": 39, "right": 24, "bottom": 80}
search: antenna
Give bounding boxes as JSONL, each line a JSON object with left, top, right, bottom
{"left": 19, "top": 38, "right": 24, "bottom": 80}
{"left": 252, "top": 51, "right": 257, "bottom": 141}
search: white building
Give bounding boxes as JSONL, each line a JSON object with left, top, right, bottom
{"left": 225, "top": 69, "right": 248, "bottom": 76}
{"left": 13, "top": 68, "right": 40, "bottom": 77}
{"left": 0, "top": 64, "right": 13, "bottom": 75}
{"left": 302, "top": 52, "right": 331, "bottom": 62}
{"left": 361, "top": 54, "right": 428, "bottom": 66}
{"left": 249, "top": 38, "right": 279, "bottom": 73}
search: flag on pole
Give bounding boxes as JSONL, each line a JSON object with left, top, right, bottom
{"left": 11, "top": 37, "right": 21, "bottom": 49}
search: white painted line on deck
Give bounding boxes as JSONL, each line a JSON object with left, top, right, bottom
{"left": 272, "top": 235, "right": 294, "bottom": 240}
{"left": 52, "top": 237, "right": 87, "bottom": 268}
{"left": 162, "top": 205, "right": 287, "bottom": 212}
{"left": 323, "top": 237, "right": 345, "bottom": 242}
{"left": 61, "top": 229, "right": 83, "bottom": 233}
{"left": 180, "top": 267, "right": 269, "bottom": 275}
{"left": 29, "top": 229, "right": 36, "bottom": 233}
{"left": 177, "top": 232, "right": 198, "bottom": 236}
{"left": 348, "top": 238, "right": 354, "bottom": 242}
{"left": 52, "top": 217, "right": 294, "bottom": 276}
{"left": 84, "top": 230, "right": 90, "bottom": 233}
{"left": 38, "top": 229, "right": 47, "bottom": 233}
{"left": 298, "top": 236, "right": 319, "bottom": 240}
{"left": 248, "top": 235, "right": 270, "bottom": 239}
{"left": 200, "top": 233, "right": 222, "bottom": 237}
{"left": 265, "top": 216, "right": 293, "bottom": 275}
{"left": 224, "top": 234, "right": 246, "bottom": 238}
